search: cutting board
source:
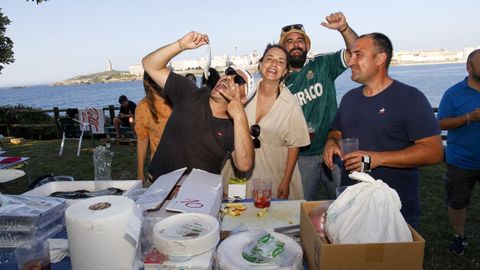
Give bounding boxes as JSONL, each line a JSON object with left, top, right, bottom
{"left": 220, "top": 200, "right": 303, "bottom": 232}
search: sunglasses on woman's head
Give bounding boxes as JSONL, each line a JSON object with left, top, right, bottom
{"left": 225, "top": 67, "right": 247, "bottom": 86}
{"left": 281, "top": 24, "right": 304, "bottom": 33}
{"left": 250, "top": 124, "right": 261, "bottom": 148}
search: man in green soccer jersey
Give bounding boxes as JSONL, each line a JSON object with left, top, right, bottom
{"left": 279, "top": 12, "right": 358, "bottom": 200}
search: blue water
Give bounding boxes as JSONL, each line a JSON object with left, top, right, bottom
{"left": 0, "top": 63, "right": 466, "bottom": 110}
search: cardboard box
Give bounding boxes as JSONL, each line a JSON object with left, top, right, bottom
{"left": 166, "top": 169, "right": 223, "bottom": 217}
{"left": 301, "top": 201, "right": 425, "bottom": 270}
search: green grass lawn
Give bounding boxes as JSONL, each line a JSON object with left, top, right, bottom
{"left": 1, "top": 139, "right": 479, "bottom": 269}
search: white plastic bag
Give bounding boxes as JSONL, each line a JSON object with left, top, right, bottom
{"left": 325, "top": 172, "right": 413, "bottom": 244}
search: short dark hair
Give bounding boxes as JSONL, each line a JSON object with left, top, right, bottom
{"left": 360, "top": 32, "right": 393, "bottom": 68}
{"left": 118, "top": 95, "right": 128, "bottom": 103}
{"left": 467, "top": 49, "right": 480, "bottom": 66}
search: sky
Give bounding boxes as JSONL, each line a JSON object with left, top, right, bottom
{"left": 0, "top": 0, "right": 478, "bottom": 87}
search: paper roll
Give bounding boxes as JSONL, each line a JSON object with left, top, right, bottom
{"left": 65, "top": 196, "right": 138, "bottom": 270}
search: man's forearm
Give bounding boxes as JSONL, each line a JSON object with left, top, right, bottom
{"left": 326, "top": 130, "right": 342, "bottom": 146}
{"left": 231, "top": 114, "right": 254, "bottom": 172}
{"left": 142, "top": 39, "right": 184, "bottom": 89}
{"left": 340, "top": 24, "right": 358, "bottom": 52}
{"left": 373, "top": 135, "right": 443, "bottom": 168}
{"left": 439, "top": 115, "right": 471, "bottom": 130}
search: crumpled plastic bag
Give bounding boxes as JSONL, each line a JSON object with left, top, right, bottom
{"left": 325, "top": 172, "right": 413, "bottom": 244}
{"left": 93, "top": 145, "right": 114, "bottom": 180}
{"left": 241, "top": 230, "right": 301, "bottom": 269}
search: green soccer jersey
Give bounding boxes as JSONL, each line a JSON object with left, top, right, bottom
{"left": 285, "top": 49, "right": 348, "bottom": 156}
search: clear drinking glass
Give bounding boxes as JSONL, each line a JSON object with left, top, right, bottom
{"left": 252, "top": 178, "right": 272, "bottom": 208}
{"left": 340, "top": 138, "right": 359, "bottom": 155}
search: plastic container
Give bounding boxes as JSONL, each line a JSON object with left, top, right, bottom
{"left": 0, "top": 195, "right": 66, "bottom": 232}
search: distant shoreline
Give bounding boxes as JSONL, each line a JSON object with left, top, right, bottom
{"left": 1, "top": 61, "right": 465, "bottom": 89}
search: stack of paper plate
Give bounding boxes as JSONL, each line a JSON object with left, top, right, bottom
{"left": 152, "top": 213, "right": 219, "bottom": 257}
{"left": 0, "top": 169, "right": 25, "bottom": 183}
{"left": 216, "top": 231, "right": 303, "bottom": 270}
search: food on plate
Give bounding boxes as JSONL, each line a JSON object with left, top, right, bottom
{"left": 221, "top": 202, "right": 247, "bottom": 217}
{"left": 256, "top": 208, "right": 268, "bottom": 217}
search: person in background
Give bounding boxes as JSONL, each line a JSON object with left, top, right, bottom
{"left": 323, "top": 33, "right": 443, "bottom": 228}
{"left": 437, "top": 49, "right": 480, "bottom": 255}
{"left": 222, "top": 44, "right": 310, "bottom": 199}
{"left": 142, "top": 31, "right": 255, "bottom": 184}
{"left": 279, "top": 12, "right": 358, "bottom": 200}
{"left": 185, "top": 73, "right": 197, "bottom": 84}
{"left": 202, "top": 67, "right": 221, "bottom": 90}
{"left": 113, "top": 95, "right": 136, "bottom": 142}
{"left": 135, "top": 72, "right": 172, "bottom": 184}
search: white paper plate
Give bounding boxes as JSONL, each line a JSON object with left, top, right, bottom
{"left": 216, "top": 231, "right": 303, "bottom": 270}
{"left": 0, "top": 169, "right": 25, "bottom": 183}
{"left": 153, "top": 213, "right": 219, "bottom": 256}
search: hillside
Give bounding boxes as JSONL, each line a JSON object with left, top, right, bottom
{"left": 52, "top": 70, "right": 141, "bottom": 86}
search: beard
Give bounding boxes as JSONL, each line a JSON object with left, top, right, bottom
{"left": 470, "top": 64, "right": 480, "bottom": 84}
{"left": 287, "top": 49, "right": 307, "bottom": 69}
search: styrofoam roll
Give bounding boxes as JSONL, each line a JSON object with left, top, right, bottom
{"left": 152, "top": 213, "right": 219, "bottom": 256}
{"left": 65, "top": 195, "right": 138, "bottom": 270}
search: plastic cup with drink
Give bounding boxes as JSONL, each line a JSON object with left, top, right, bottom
{"left": 15, "top": 239, "right": 51, "bottom": 270}
{"left": 340, "top": 138, "right": 359, "bottom": 156}
{"left": 252, "top": 178, "right": 272, "bottom": 208}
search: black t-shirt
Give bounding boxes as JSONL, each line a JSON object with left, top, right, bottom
{"left": 148, "top": 72, "right": 234, "bottom": 180}
{"left": 120, "top": 101, "right": 137, "bottom": 115}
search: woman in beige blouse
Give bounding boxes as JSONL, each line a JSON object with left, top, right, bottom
{"left": 223, "top": 44, "right": 310, "bottom": 199}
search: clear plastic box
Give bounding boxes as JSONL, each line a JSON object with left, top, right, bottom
{"left": 0, "top": 194, "right": 66, "bottom": 232}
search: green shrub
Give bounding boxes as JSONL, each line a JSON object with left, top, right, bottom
{"left": 0, "top": 105, "right": 56, "bottom": 139}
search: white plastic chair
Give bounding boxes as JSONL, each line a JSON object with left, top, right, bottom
{"left": 58, "top": 117, "right": 91, "bottom": 157}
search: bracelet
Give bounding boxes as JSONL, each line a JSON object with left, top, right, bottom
{"left": 339, "top": 24, "right": 349, "bottom": 33}
{"left": 466, "top": 113, "right": 470, "bottom": 125}
{"left": 177, "top": 40, "right": 184, "bottom": 50}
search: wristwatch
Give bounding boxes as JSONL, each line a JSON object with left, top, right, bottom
{"left": 361, "top": 155, "right": 371, "bottom": 172}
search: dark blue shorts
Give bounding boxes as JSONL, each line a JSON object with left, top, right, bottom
{"left": 444, "top": 163, "right": 480, "bottom": 209}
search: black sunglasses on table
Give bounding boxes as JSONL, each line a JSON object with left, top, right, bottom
{"left": 281, "top": 24, "right": 304, "bottom": 33}
{"left": 250, "top": 124, "right": 261, "bottom": 148}
{"left": 225, "top": 67, "right": 247, "bottom": 86}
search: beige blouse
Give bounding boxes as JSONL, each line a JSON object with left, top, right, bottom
{"left": 222, "top": 83, "right": 310, "bottom": 200}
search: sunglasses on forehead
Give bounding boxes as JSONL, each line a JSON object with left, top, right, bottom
{"left": 250, "top": 124, "right": 261, "bottom": 148}
{"left": 225, "top": 67, "right": 247, "bottom": 86}
{"left": 281, "top": 24, "right": 304, "bottom": 33}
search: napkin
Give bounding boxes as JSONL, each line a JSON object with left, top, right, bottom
{"left": 0, "top": 156, "right": 21, "bottom": 163}
{"left": 47, "top": 238, "right": 69, "bottom": 263}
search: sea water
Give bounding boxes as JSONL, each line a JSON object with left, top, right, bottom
{"left": 0, "top": 63, "right": 467, "bottom": 110}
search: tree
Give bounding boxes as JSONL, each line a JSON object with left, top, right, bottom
{"left": 0, "top": 1, "right": 47, "bottom": 75}
{"left": 0, "top": 9, "right": 14, "bottom": 75}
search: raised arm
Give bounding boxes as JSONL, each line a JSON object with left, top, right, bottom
{"left": 219, "top": 82, "right": 254, "bottom": 173}
{"left": 321, "top": 12, "right": 358, "bottom": 63}
{"left": 142, "top": 31, "right": 209, "bottom": 88}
